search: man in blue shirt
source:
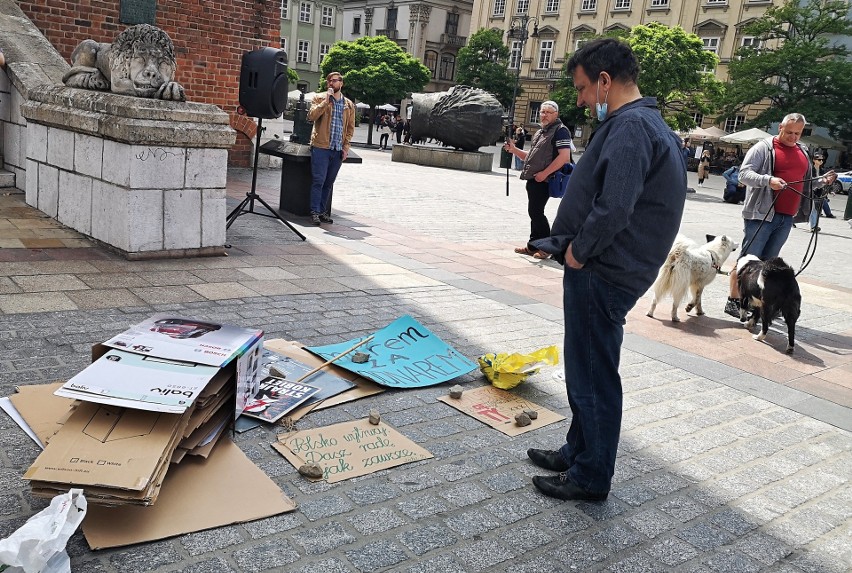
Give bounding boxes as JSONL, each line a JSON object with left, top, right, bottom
{"left": 308, "top": 72, "right": 355, "bottom": 225}
{"left": 531, "top": 39, "right": 686, "bottom": 501}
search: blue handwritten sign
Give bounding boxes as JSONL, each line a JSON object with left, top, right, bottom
{"left": 306, "top": 315, "right": 476, "bottom": 388}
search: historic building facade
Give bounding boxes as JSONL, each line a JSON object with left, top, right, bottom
{"left": 280, "top": 0, "right": 346, "bottom": 92}
{"left": 341, "top": 0, "right": 474, "bottom": 94}
{"left": 469, "top": 0, "right": 778, "bottom": 136}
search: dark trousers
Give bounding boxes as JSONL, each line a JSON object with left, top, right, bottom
{"left": 379, "top": 133, "right": 389, "bottom": 149}
{"left": 310, "top": 147, "right": 343, "bottom": 215}
{"left": 526, "top": 179, "right": 551, "bottom": 243}
{"left": 559, "top": 268, "right": 638, "bottom": 494}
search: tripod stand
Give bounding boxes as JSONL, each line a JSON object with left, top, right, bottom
{"left": 226, "top": 117, "right": 306, "bottom": 240}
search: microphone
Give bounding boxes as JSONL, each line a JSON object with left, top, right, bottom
{"left": 328, "top": 87, "right": 334, "bottom": 102}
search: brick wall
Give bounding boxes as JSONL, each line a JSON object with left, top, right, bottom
{"left": 16, "top": 0, "right": 279, "bottom": 166}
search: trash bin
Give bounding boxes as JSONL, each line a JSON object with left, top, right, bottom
{"left": 844, "top": 191, "right": 852, "bottom": 221}
{"left": 499, "top": 148, "right": 513, "bottom": 169}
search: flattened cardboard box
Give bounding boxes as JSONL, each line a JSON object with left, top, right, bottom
{"left": 11, "top": 383, "right": 296, "bottom": 549}
{"left": 438, "top": 385, "right": 565, "bottom": 436}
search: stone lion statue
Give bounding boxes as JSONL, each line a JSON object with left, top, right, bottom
{"left": 62, "top": 24, "right": 185, "bottom": 101}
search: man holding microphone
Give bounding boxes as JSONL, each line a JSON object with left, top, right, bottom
{"left": 307, "top": 71, "right": 355, "bottom": 226}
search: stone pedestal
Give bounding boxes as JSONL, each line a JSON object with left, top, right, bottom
{"left": 20, "top": 85, "right": 235, "bottom": 259}
{"left": 391, "top": 145, "right": 493, "bottom": 172}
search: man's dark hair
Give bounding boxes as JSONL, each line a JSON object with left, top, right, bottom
{"left": 567, "top": 38, "right": 639, "bottom": 84}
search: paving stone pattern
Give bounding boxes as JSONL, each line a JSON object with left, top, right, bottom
{"left": 0, "top": 143, "right": 849, "bottom": 572}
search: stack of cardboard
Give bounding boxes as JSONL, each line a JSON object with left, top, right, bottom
{"left": 23, "top": 315, "right": 264, "bottom": 506}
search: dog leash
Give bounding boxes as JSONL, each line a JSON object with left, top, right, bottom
{"left": 737, "top": 175, "right": 829, "bottom": 277}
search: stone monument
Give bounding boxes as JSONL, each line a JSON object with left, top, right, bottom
{"left": 393, "top": 85, "right": 503, "bottom": 172}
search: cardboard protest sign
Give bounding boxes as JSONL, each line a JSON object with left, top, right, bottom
{"left": 272, "top": 419, "right": 432, "bottom": 483}
{"left": 438, "top": 386, "right": 565, "bottom": 436}
{"left": 305, "top": 315, "right": 477, "bottom": 388}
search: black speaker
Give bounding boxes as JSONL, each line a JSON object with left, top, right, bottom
{"left": 239, "top": 47, "right": 288, "bottom": 119}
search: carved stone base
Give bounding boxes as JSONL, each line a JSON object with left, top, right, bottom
{"left": 391, "top": 145, "right": 493, "bottom": 172}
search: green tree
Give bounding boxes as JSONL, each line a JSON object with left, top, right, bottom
{"left": 455, "top": 28, "right": 518, "bottom": 107}
{"left": 722, "top": 0, "right": 852, "bottom": 138}
{"left": 554, "top": 24, "right": 723, "bottom": 131}
{"left": 287, "top": 67, "right": 299, "bottom": 86}
{"left": 627, "top": 23, "right": 723, "bottom": 130}
{"left": 320, "top": 36, "right": 431, "bottom": 145}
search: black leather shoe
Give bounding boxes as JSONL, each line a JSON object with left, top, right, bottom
{"left": 532, "top": 474, "right": 608, "bottom": 501}
{"left": 527, "top": 448, "right": 569, "bottom": 472}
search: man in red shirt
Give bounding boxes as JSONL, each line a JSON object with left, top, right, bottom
{"left": 724, "top": 113, "right": 837, "bottom": 317}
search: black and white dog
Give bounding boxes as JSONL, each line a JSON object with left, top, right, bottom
{"left": 737, "top": 255, "right": 801, "bottom": 354}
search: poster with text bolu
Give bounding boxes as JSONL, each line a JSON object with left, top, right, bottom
{"left": 305, "top": 315, "right": 477, "bottom": 388}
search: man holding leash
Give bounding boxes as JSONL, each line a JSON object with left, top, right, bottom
{"left": 723, "top": 113, "right": 837, "bottom": 317}
{"left": 529, "top": 39, "right": 686, "bottom": 501}
{"left": 308, "top": 71, "right": 355, "bottom": 226}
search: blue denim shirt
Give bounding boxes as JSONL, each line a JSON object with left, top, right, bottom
{"left": 533, "top": 97, "right": 686, "bottom": 298}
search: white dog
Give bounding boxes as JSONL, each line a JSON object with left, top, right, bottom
{"left": 646, "top": 234, "right": 738, "bottom": 322}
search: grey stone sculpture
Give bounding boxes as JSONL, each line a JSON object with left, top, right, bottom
{"left": 410, "top": 85, "right": 504, "bottom": 151}
{"left": 62, "top": 24, "right": 186, "bottom": 101}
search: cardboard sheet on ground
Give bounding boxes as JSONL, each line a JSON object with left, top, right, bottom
{"left": 83, "top": 439, "right": 296, "bottom": 549}
{"left": 305, "top": 315, "right": 477, "bottom": 388}
{"left": 9, "top": 382, "right": 75, "bottom": 445}
{"left": 438, "top": 386, "right": 565, "bottom": 436}
{"left": 272, "top": 419, "right": 432, "bottom": 483}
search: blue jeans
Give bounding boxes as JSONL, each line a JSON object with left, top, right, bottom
{"left": 514, "top": 155, "right": 523, "bottom": 170}
{"left": 741, "top": 214, "right": 793, "bottom": 259}
{"left": 809, "top": 197, "right": 832, "bottom": 229}
{"left": 559, "top": 267, "right": 638, "bottom": 494}
{"left": 310, "top": 147, "right": 343, "bottom": 215}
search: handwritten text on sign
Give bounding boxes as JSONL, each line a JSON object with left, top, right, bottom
{"left": 272, "top": 419, "right": 433, "bottom": 482}
{"left": 306, "top": 315, "right": 477, "bottom": 388}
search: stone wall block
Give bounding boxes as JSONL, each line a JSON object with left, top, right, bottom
{"left": 26, "top": 122, "right": 47, "bottom": 163}
{"left": 127, "top": 190, "right": 164, "bottom": 252}
{"left": 74, "top": 133, "right": 103, "bottom": 178}
{"left": 102, "top": 139, "right": 131, "bottom": 187}
{"left": 129, "top": 146, "right": 186, "bottom": 190}
{"left": 0, "top": 81, "right": 10, "bottom": 123}
{"left": 201, "top": 188, "right": 226, "bottom": 248}
{"left": 3, "top": 122, "right": 23, "bottom": 170}
{"left": 0, "top": 68, "right": 10, "bottom": 93}
{"left": 91, "top": 181, "right": 129, "bottom": 252}
{"left": 57, "top": 171, "right": 92, "bottom": 235}
{"left": 185, "top": 148, "right": 228, "bottom": 188}
{"left": 47, "top": 126, "right": 74, "bottom": 171}
{"left": 164, "top": 189, "right": 202, "bottom": 250}
{"left": 37, "top": 163, "right": 58, "bottom": 217}
{"left": 25, "top": 159, "right": 39, "bottom": 206}
{"left": 10, "top": 86, "right": 25, "bottom": 126}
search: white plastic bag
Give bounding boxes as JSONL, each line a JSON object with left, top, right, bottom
{"left": 0, "top": 489, "right": 87, "bottom": 573}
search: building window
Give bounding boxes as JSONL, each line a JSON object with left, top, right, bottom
{"left": 701, "top": 37, "right": 719, "bottom": 72}
{"left": 538, "top": 40, "right": 553, "bottom": 69}
{"left": 386, "top": 7, "right": 398, "bottom": 29}
{"left": 581, "top": 0, "right": 597, "bottom": 11}
{"left": 545, "top": 0, "right": 560, "bottom": 12}
{"left": 706, "top": 0, "right": 727, "bottom": 4}
{"left": 741, "top": 36, "right": 761, "bottom": 49}
{"left": 493, "top": 0, "right": 506, "bottom": 16}
{"left": 724, "top": 115, "right": 745, "bottom": 132}
{"left": 281, "top": 0, "right": 289, "bottom": 19}
{"left": 299, "top": 2, "right": 312, "bottom": 23}
{"left": 424, "top": 50, "right": 438, "bottom": 78}
{"left": 353, "top": 16, "right": 361, "bottom": 34}
{"left": 650, "top": 0, "right": 669, "bottom": 6}
{"left": 516, "top": 0, "right": 530, "bottom": 13}
{"left": 445, "top": 12, "right": 459, "bottom": 36}
{"left": 319, "top": 42, "right": 331, "bottom": 62}
{"left": 575, "top": 35, "right": 592, "bottom": 50}
{"left": 509, "top": 40, "right": 522, "bottom": 69}
{"left": 614, "top": 0, "right": 630, "bottom": 9}
{"left": 280, "top": 37, "right": 288, "bottom": 53}
{"left": 439, "top": 53, "right": 455, "bottom": 80}
{"left": 691, "top": 112, "right": 703, "bottom": 127}
{"left": 528, "top": 101, "right": 541, "bottom": 124}
{"left": 297, "top": 39, "right": 311, "bottom": 63}
{"left": 321, "top": 5, "right": 334, "bottom": 26}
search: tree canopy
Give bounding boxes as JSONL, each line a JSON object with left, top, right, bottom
{"left": 722, "top": 0, "right": 852, "bottom": 138}
{"left": 320, "top": 36, "right": 431, "bottom": 144}
{"left": 455, "top": 28, "right": 518, "bottom": 107}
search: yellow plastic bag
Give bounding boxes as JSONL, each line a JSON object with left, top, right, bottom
{"left": 477, "top": 346, "right": 559, "bottom": 390}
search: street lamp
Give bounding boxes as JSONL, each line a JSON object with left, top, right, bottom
{"left": 500, "top": 15, "right": 538, "bottom": 196}
{"left": 506, "top": 14, "right": 539, "bottom": 129}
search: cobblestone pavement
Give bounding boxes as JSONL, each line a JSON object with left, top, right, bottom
{"left": 0, "top": 139, "right": 850, "bottom": 573}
